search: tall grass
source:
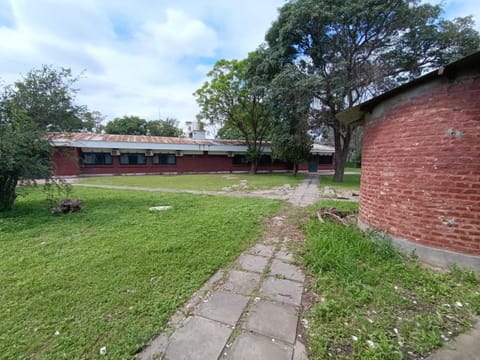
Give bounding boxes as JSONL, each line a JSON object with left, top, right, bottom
{"left": 303, "top": 217, "right": 480, "bottom": 359}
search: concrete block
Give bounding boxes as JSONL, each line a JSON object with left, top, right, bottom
{"left": 275, "top": 247, "right": 294, "bottom": 263}
{"left": 221, "top": 270, "right": 261, "bottom": 294}
{"left": 260, "top": 277, "right": 303, "bottom": 306}
{"left": 249, "top": 243, "right": 275, "bottom": 258}
{"left": 164, "top": 316, "right": 232, "bottom": 360}
{"left": 236, "top": 254, "right": 268, "bottom": 273}
{"left": 293, "top": 340, "right": 308, "bottom": 360}
{"left": 225, "top": 332, "right": 293, "bottom": 360}
{"left": 244, "top": 300, "right": 298, "bottom": 344}
{"left": 270, "top": 259, "right": 305, "bottom": 282}
{"left": 195, "top": 290, "right": 248, "bottom": 326}
{"left": 136, "top": 334, "right": 168, "bottom": 360}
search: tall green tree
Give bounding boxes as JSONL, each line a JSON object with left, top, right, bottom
{"left": 266, "top": 0, "right": 480, "bottom": 181}
{"left": 0, "top": 98, "right": 50, "bottom": 211}
{"left": 104, "top": 116, "right": 148, "bottom": 135}
{"left": 10, "top": 65, "right": 88, "bottom": 132}
{"left": 195, "top": 53, "right": 273, "bottom": 173}
{"left": 146, "top": 118, "right": 183, "bottom": 137}
{"left": 1, "top": 65, "right": 94, "bottom": 211}
{"left": 269, "top": 64, "right": 314, "bottom": 176}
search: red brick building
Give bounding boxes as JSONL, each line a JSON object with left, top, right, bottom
{"left": 49, "top": 133, "right": 334, "bottom": 176}
{"left": 340, "top": 51, "right": 480, "bottom": 271}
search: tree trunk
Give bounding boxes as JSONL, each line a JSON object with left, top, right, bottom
{"left": 292, "top": 162, "right": 299, "bottom": 177}
{"left": 0, "top": 173, "right": 19, "bottom": 211}
{"left": 250, "top": 160, "right": 258, "bottom": 174}
{"left": 333, "top": 152, "right": 347, "bottom": 182}
{"left": 332, "top": 125, "right": 352, "bottom": 183}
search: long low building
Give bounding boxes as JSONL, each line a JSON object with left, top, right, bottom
{"left": 48, "top": 133, "right": 334, "bottom": 176}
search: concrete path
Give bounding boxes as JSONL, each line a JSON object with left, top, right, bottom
{"left": 426, "top": 319, "right": 480, "bottom": 360}
{"left": 73, "top": 183, "right": 289, "bottom": 200}
{"left": 287, "top": 174, "right": 320, "bottom": 207}
{"left": 73, "top": 174, "right": 321, "bottom": 204}
{"left": 137, "top": 175, "right": 318, "bottom": 360}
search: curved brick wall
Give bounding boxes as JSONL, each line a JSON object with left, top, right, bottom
{"left": 359, "top": 73, "right": 480, "bottom": 258}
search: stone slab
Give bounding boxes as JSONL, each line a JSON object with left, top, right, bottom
{"left": 249, "top": 243, "right": 275, "bottom": 258}
{"left": 136, "top": 334, "right": 168, "bottom": 360}
{"left": 263, "top": 237, "right": 280, "bottom": 245}
{"left": 244, "top": 300, "right": 298, "bottom": 344}
{"left": 426, "top": 318, "right": 480, "bottom": 360}
{"left": 275, "top": 247, "right": 294, "bottom": 263}
{"left": 260, "top": 277, "right": 303, "bottom": 306}
{"left": 270, "top": 259, "right": 305, "bottom": 282}
{"left": 293, "top": 340, "right": 308, "bottom": 360}
{"left": 236, "top": 254, "right": 268, "bottom": 273}
{"left": 225, "top": 332, "right": 293, "bottom": 360}
{"left": 164, "top": 316, "right": 232, "bottom": 360}
{"left": 194, "top": 290, "right": 248, "bottom": 326}
{"left": 221, "top": 270, "right": 261, "bottom": 294}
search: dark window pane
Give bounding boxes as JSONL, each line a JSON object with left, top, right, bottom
{"left": 318, "top": 155, "right": 333, "bottom": 164}
{"left": 120, "top": 153, "right": 146, "bottom": 165}
{"left": 232, "top": 155, "right": 249, "bottom": 164}
{"left": 152, "top": 153, "right": 176, "bottom": 165}
{"left": 83, "top": 152, "right": 112, "bottom": 165}
{"left": 259, "top": 155, "right": 272, "bottom": 165}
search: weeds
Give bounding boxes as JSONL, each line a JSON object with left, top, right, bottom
{"left": 302, "top": 201, "right": 480, "bottom": 359}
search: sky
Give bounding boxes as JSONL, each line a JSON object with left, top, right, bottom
{"left": 0, "top": 0, "right": 478, "bottom": 128}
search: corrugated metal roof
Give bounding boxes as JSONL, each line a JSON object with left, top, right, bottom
{"left": 47, "top": 132, "right": 335, "bottom": 154}
{"left": 47, "top": 132, "right": 212, "bottom": 145}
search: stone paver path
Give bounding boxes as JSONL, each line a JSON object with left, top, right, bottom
{"left": 137, "top": 175, "right": 319, "bottom": 360}
{"left": 288, "top": 174, "right": 320, "bottom": 207}
{"left": 74, "top": 183, "right": 289, "bottom": 200}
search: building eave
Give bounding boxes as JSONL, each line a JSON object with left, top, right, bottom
{"left": 336, "top": 50, "right": 480, "bottom": 125}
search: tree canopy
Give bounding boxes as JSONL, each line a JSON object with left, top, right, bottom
{"left": 104, "top": 116, "right": 148, "bottom": 135}
{"left": 269, "top": 64, "right": 315, "bottom": 175}
{"left": 194, "top": 53, "right": 273, "bottom": 173}
{"left": 0, "top": 65, "right": 98, "bottom": 211}
{"left": 265, "top": 0, "right": 480, "bottom": 181}
{"left": 146, "top": 118, "right": 183, "bottom": 137}
{"left": 104, "top": 116, "right": 183, "bottom": 137}
{"left": 8, "top": 65, "right": 89, "bottom": 132}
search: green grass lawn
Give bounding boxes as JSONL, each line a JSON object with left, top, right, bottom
{"left": 0, "top": 187, "right": 281, "bottom": 358}
{"left": 79, "top": 173, "right": 306, "bottom": 192}
{"left": 320, "top": 174, "right": 361, "bottom": 190}
{"left": 344, "top": 167, "right": 361, "bottom": 173}
{"left": 302, "top": 200, "right": 480, "bottom": 359}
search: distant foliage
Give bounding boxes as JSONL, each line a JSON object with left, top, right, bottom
{"left": 104, "top": 116, "right": 183, "bottom": 137}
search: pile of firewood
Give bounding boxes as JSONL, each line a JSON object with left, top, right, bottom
{"left": 51, "top": 198, "right": 82, "bottom": 215}
{"left": 317, "top": 207, "right": 356, "bottom": 226}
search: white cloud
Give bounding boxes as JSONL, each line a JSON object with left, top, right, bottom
{"left": 0, "top": 0, "right": 475, "bottom": 128}
{"left": 138, "top": 8, "right": 219, "bottom": 58}
{"left": 0, "top": 0, "right": 286, "bottom": 124}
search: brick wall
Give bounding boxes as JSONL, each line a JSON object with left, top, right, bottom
{"left": 359, "top": 73, "right": 480, "bottom": 256}
{"left": 74, "top": 152, "right": 295, "bottom": 175}
{"left": 52, "top": 148, "right": 334, "bottom": 176}
{"left": 51, "top": 147, "right": 80, "bottom": 176}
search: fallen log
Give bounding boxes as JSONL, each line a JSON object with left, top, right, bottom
{"left": 316, "top": 207, "right": 356, "bottom": 226}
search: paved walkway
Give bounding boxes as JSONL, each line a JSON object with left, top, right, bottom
{"left": 137, "top": 175, "right": 318, "bottom": 360}
{"left": 426, "top": 318, "right": 480, "bottom": 360}
{"left": 73, "top": 183, "right": 289, "bottom": 200}
{"left": 287, "top": 174, "right": 320, "bottom": 207}
{"left": 71, "top": 174, "right": 323, "bottom": 203}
